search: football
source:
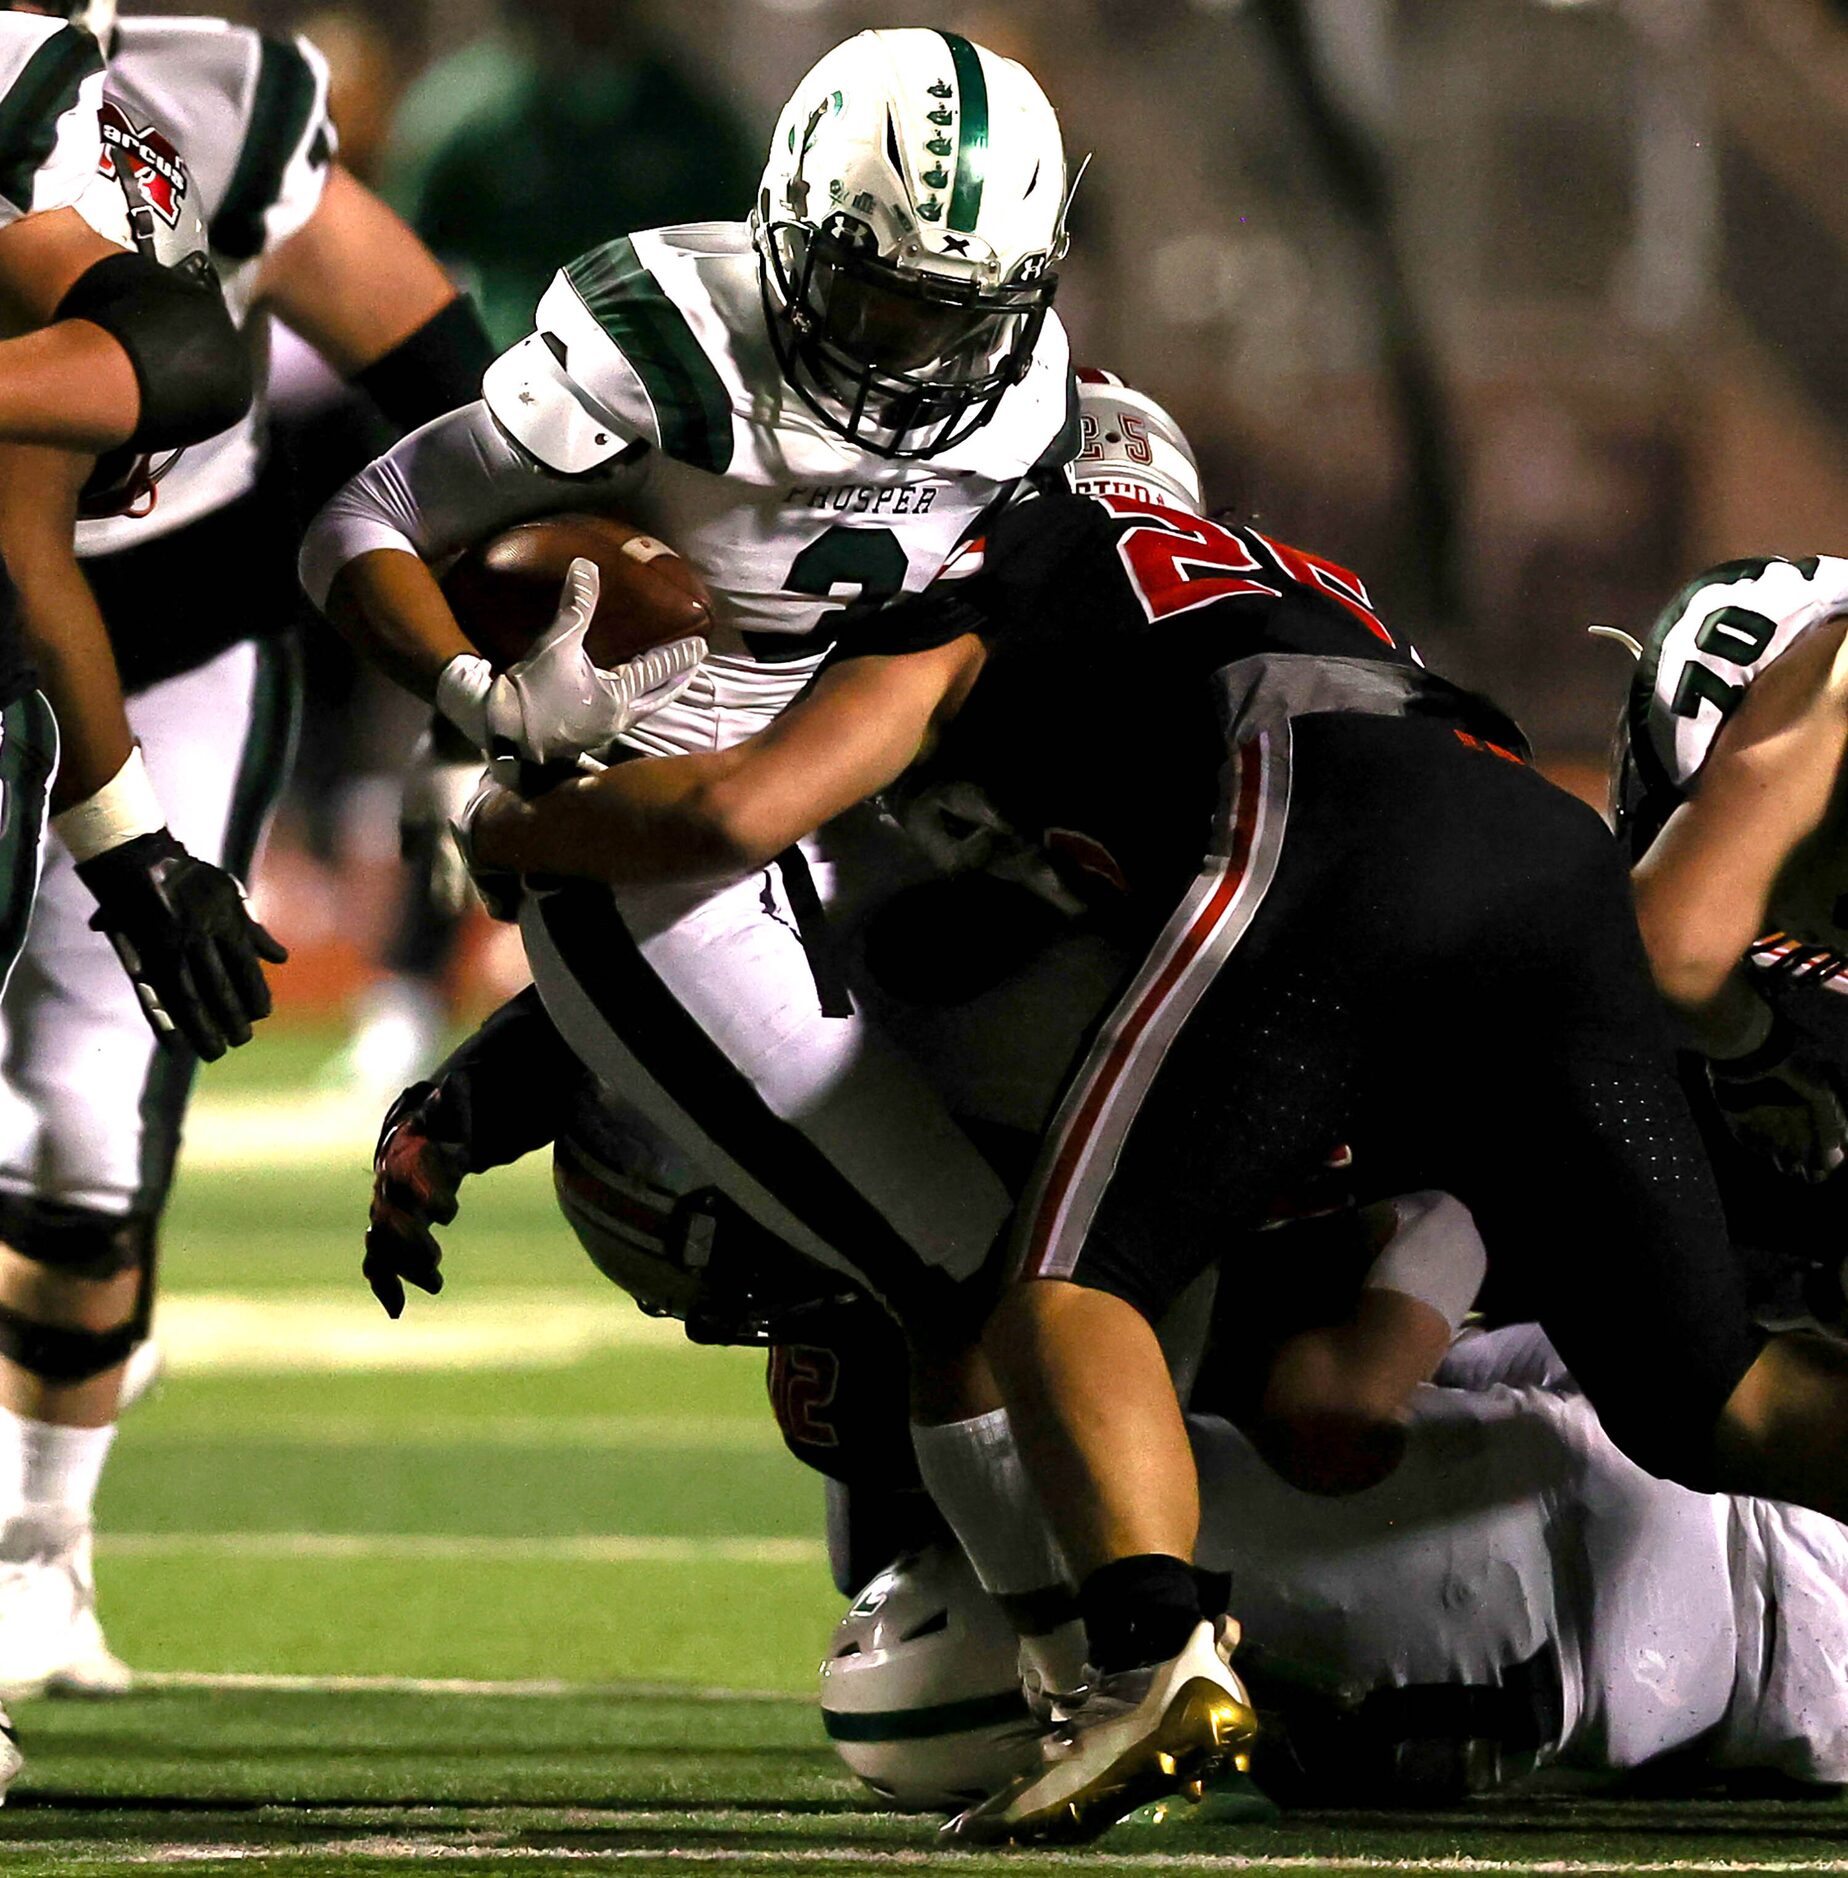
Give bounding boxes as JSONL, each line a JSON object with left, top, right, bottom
{"left": 441, "top": 513, "right": 714, "bottom": 671}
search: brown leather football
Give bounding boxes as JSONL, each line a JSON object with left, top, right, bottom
{"left": 441, "top": 513, "right": 713, "bottom": 671}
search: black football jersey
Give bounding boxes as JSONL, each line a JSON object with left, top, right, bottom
{"left": 838, "top": 488, "right": 1485, "bottom": 913}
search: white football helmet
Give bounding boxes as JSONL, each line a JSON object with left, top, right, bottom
{"left": 753, "top": 28, "right": 1070, "bottom": 459}
{"left": 819, "top": 1542, "right": 1040, "bottom": 1811}
{"left": 1068, "top": 366, "right": 1204, "bottom": 515}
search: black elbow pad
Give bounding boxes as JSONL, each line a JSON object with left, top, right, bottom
{"left": 56, "top": 251, "right": 254, "bottom": 452}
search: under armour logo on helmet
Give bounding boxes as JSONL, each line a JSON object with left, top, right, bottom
{"left": 1014, "top": 252, "right": 1048, "bottom": 283}
{"left": 824, "top": 213, "right": 874, "bottom": 252}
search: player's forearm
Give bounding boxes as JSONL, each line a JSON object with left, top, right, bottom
{"left": 0, "top": 448, "right": 134, "bottom": 808}
{"left": 472, "top": 749, "right": 764, "bottom": 887}
{"left": 1634, "top": 618, "right": 1848, "bottom": 1010}
{"left": 320, "top": 549, "right": 474, "bottom": 702}
{"left": 0, "top": 320, "right": 137, "bottom": 451}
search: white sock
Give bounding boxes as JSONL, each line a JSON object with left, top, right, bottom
{"left": 3, "top": 1407, "right": 114, "bottom": 1522}
{"left": 913, "top": 1409, "right": 1068, "bottom": 1598}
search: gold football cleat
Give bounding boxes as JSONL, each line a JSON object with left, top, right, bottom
{"left": 944, "top": 1621, "right": 1259, "bottom": 1846}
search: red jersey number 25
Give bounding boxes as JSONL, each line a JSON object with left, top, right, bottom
{"left": 1102, "top": 493, "right": 1393, "bottom": 647}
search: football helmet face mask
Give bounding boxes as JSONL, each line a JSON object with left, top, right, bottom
{"left": 753, "top": 28, "right": 1071, "bottom": 460}
{"left": 1067, "top": 367, "right": 1205, "bottom": 515}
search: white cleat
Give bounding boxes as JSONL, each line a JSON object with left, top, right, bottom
{"left": 0, "top": 1516, "right": 133, "bottom": 1701}
{"left": 945, "top": 1619, "right": 1257, "bottom": 1846}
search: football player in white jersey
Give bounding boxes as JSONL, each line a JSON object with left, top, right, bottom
{"left": 0, "top": 0, "right": 498, "bottom": 1705}
{"left": 1611, "top": 555, "right": 1848, "bottom": 1325}
{"left": 302, "top": 29, "right": 1078, "bottom": 1378}
{"left": 829, "top": 1321, "right": 1848, "bottom": 1811}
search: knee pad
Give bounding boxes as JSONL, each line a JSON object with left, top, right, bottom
{"left": 0, "top": 1195, "right": 154, "bottom": 1282}
{"left": 0, "top": 1300, "right": 138, "bottom": 1384}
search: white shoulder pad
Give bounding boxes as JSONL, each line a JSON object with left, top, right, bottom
{"left": 482, "top": 336, "right": 643, "bottom": 477}
{"left": 482, "top": 269, "right": 655, "bottom": 475}
{"left": 0, "top": 18, "right": 103, "bottom": 226}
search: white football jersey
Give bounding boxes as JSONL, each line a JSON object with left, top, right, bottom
{"left": 1194, "top": 1362, "right": 1848, "bottom": 1782}
{"left": 482, "top": 221, "right": 1077, "bottom": 750}
{"left": 77, "top": 17, "right": 335, "bottom": 559}
{"left": 0, "top": 14, "right": 103, "bottom": 229}
{"left": 1616, "top": 553, "right": 1848, "bottom": 977}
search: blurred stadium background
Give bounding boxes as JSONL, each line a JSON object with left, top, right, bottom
{"left": 21, "top": 2, "right": 1848, "bottom": 1868}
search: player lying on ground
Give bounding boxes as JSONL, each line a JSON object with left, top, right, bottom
{"left": 305, "top": 30, "right": 1084, "bottom": 1445}
{"left": 451, "top": 377, "right": 1848, "bottom": 1843}
{"left": 824, "top": 1311, "right": 1848, "bottom": 1812}
{"left": 1613, "top": 555, "right": 1848, "bottom": 1327}
{"left": 0, "top": 0, "right": 500, "bottom": 1705}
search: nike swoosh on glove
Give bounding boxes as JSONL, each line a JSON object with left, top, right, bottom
{"left": 483, "top": 558, "right": 705, "bottom": 773}
{"left": 77, "top": 830, "right": 287, "bottom": 1062}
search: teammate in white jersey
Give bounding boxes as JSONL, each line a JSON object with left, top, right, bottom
{"left": 303, "top": 30, "right": 1078, "bottom": 1361}
{"left": 0, "top": 0, "right": 498, "bottom": 1703}
{"left": 1611, "top": 555, "right": 1848, "bottom": 1326}
{"left": 830, "top": 1324, "right": 1848, "bottom": 1810}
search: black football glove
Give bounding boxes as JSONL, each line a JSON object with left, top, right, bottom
{"left": 364, "top": 1076, "right": 473, "bottom": 1318}
{"left": 77, "top": 830, "right": 287, "bottom": 1062}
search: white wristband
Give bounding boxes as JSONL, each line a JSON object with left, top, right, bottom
{"left": 435, "top": 653, "right": 494, "bottom": 754}
{"left": 51, "top": 745, "right": 165, "bottom": 865}
{"left": 1361, "top": 1190, "right": 1487, "bottom": 1334}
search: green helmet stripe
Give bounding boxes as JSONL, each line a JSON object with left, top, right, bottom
{"left": 564, "top": 237, "right": 734, "bottom": 475}
{"left": 939, "top": 31, "right": 988, "bottom": 235}
{"left": 822, "top": 1687, "right": 1031, "bottom": 1742}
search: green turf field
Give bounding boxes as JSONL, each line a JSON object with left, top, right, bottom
{"left": 5, "top": 1028, "right": 1847, "bottom": 1874}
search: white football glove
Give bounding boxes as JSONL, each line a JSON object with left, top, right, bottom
{"left": 400, "top": 729, "right": 488, "bottom": 918}
{"left": 437, "top": 559, "right": 706, "bottom": 773}
{"left": 1709, "top": 1040, "right": 1848, "bottom": 1183}
{"left": 447, "top": 772, "right": 524, "bottom": 924}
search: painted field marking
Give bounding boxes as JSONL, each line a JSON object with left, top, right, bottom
{"left": 130, "top": 1670, "right": 798, "bottom": 1702}
{"left": 106, "top": 1532, "right": 825, "bottom": 1566}
{"left": 13, "top": 1844, "right": 1848, "bottom": 1873}
{"left": 151, "top": 1291, "right": 683, "bottom": 1375}
{"left": 140, "top": 1413, "right": 788, "bottom": 1451}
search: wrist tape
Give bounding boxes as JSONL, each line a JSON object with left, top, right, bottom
{"left": 435, "top": 653, "right": 494, "bottom": 753}
{"left": 1362, "top": 1190, "right": 1487, "bottom": 1333}
{"left": 51, "top": 746, "right": 164, "bottom": 864}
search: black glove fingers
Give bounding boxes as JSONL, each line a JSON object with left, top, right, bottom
{"left": 190, "top": 937, "right": 252, "bottom": 1051}
{"left": 219, "top": 924, "right": 275, "bottom": 1023}
{"left": 169, "top": 958, "right": 227, "bottom": 1061}
{"left": 249, "top": 916, "right": 289, "bottom": 966}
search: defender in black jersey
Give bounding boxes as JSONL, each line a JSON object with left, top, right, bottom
{"left": 441, "top": 376, "right": 1848, "bottom": 1843}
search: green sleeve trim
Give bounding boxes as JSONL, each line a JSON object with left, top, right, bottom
{"left": 211, "top": 34, "right": 322, "bottom": 262}
{"left": 940, "top": 31, "right": 988, "bottom": 236}
{"left": 563, "top": 237, "right": 734, "bottom": 475}
{"left": 0, "top": 26, "right": 101, "bottom": 218}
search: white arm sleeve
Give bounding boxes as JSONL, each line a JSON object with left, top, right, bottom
{"left": 298, "top": 399, "right": 646, "bottom": 610}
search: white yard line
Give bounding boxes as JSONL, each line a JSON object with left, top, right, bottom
{"left": 128, "top": 1670, "right": 797, "bottom": 1702}
{"left": 149, "top": 1292, "right": 683, "bottom": 1375}
{"left": 105, "top": 1531, "right": 824, "bottom": 1565}
{"left": 139, "top": 1414, "right": 787, "bottom": 1451}
{"left": 11, "top": 1844, "right": 1848, "bottom": 1873}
